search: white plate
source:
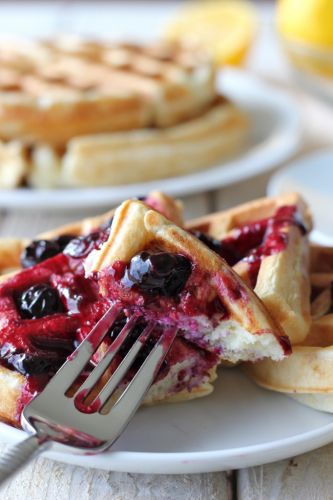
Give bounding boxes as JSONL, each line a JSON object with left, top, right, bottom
{"left": 268, "top": 149, "right": 333, "bottom": 246}
{"left": 1, "top": 368, "right": 333, "bottom": 474}
{"left": 0, "top": 69, "right": 300, "bottom": 210}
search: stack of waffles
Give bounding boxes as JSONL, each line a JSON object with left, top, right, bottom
{"left": 1, "top": 190, "right": 329, "bottom": 428}
{"left": 247, "top": 245, "right": 333, "bottom": 412}
{"left": 0, "top": 37, "right": 248, "bottom": 189}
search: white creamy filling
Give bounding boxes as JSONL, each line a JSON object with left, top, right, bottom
{"left": 187, "top": 316, "right": 283, "bottom": 363}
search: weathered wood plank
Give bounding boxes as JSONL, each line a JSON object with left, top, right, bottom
{"left": 238, "top": 442, "right": 333, "bottom": 500}
{"left": 0, "top": 444, "right": 228, "bottom": 500}
{"left": 0, "top": 193, "right": 212, "bottom": 239}
{"left": 0, "top": 208, "right": 104, "bottom": 238}
{"left": 213, "top": 172, "right": 274, "bottom": 212}
{"left": 180, "top": 193, "right": 213, "bottom": 220}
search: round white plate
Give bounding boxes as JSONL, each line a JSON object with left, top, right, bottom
{"left": 1, "top": 368, "right": 333, "bottom": 474}
{"left": 268, "top": 148, "right": 333, "bottom": 246}
{"left": 0, "top": 68, "right": 300, "bottom": 210}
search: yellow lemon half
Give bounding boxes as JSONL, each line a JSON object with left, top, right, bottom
{"left": 277, "top": 0, "right": 333, "bottom": 49}
{"left": 165, "top": 0, "right": 258, "bottom": 66}
{"left": 277, "top": 0, "right": 333, "bottom": 79}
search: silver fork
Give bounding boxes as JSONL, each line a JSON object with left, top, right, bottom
{"left": 0, "top": 303, "right": 177, "bottom": 486}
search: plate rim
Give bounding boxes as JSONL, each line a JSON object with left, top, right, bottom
{"left": 2, "top": 399, "right": 333, "bottom": 474}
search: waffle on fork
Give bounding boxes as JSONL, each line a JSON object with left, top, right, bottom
{"left": 0, "top": 195, "right": 293, "bottom": 427}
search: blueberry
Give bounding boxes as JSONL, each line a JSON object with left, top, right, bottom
{"left": 122, "top": 251, "right": 192, "bottom": 296}
{"left": 191, "top": 230, "right": 239, "bottom": 266}
{"left": 107, "top": 317, "right": 157, "bottom": 367}
{"left": 0, "top": 343, "right": 62, "bottom": 375}
{"left": 192, "top": 231, "right": 222, "bottom": 254}
{"left": 63, "top": 232, "right": 102, "bottom": 258}
{"left": 132, "top": 196, "right": 146, "bottom": 201}
{"left": 17, "top": 284, "right": 64, "bottom": 319}
{"left": 21, "top": 239, "right": 61, "bottom": 268}
{"left": 20, "top": 234, "right": 77, "bottom": 268}
{"left": 108, "top": 317, "right": 146, "bottom": 356}
{"left": 7, "top": 353, "right": 54, "bottom": 375}
{"left": 54, "top": 234, "right": 76, "bottom": 251}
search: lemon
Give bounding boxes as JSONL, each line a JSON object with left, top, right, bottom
{"left": 277, "top": 0, "right": 333, "bottom": 49}
{"left": 165, "top": 0, "right": 257, "bottom": 66}
{"left": 277, "top": 0, "right": 333, "bottom": 79}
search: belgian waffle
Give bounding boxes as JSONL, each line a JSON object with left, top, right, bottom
{"left": 246, "top": 245, "right": 333, "bottom": 413}
{"left": 27, "top": 96, "right": 247, "bottom": 188}
{"left": 186, "top": 193, "right": 312, "bottom": 344}
{"left": 0, "top": 38, "right": 216, "bottom": 146}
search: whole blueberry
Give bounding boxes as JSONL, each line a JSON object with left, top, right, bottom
{"left": 20, "top": 235, "right": 77, "bottom": 268}
{"left": 63, "top": 232, "right": 102, "bottom": 258}
{"left": 17, "top": 284, "right": 64, "bottom": 319}
{"left": 7, "top": 352, "right": 54, "bottom": 375}
{"left": 54, "top": 234, "right": 76, "bottom": 251}
{"left": 191, "top": 230, "right": 239, "bottom": 266}
{"left": 122, "top": 251, "right": 192, "bottom": 296}
{"left": 21, "top": 239, "right": 61, "bottom": 268}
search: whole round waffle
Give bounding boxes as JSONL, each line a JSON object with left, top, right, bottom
{"left": 0, "top": 38, "right": 216, "bottom": 146}
{"left": 0, "top": 37, "right": 249, "bottom": 189}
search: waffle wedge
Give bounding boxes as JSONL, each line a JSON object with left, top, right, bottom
{"left": 246, "top": 245, "right": 333, "bottom": 413}
{"left": 187, "top": 193, "right": 312, "bottom": 344}
{"left": 86, "top": 199, "right": 290, "bottom": 364}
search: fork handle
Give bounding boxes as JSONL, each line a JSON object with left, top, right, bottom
{"left": 0, "top": 434, "right": 50, "bottom": 486}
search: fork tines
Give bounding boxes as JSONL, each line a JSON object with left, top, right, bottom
{"left": 44, "top": 303, "right": 177, "bottom": 415}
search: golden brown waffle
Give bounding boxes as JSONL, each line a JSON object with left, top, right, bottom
{"left": 0, "top": 38, "right": 216, "bottom": 146}
{"left": 0, "top": 191, "right": 184, "bottom": 276}
{"left": 245, "top": 245, "right": 333, "bottom": 413}
{"left": 27, "top": 97, "right": 248, "bottom": 188}
{"left": 187, "top": 193, "right": 312, "bottom": 344}
{"left": 0, "top": 140, "right": 28, "bottom": 188}
{"left": 86, "top": 199, "right": 289, "bottom": 364}
{"left": 0, "top": 96, "right": 247, "bottom": 189}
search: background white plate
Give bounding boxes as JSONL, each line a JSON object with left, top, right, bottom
{"left": 268, "top": 148, "right": 333, "bottom": 246}
{"left": 0, "top": 68, "right": 300, "bottom": 210}
{"left": 2, "top": 368, "right": 333, "bottom": 474}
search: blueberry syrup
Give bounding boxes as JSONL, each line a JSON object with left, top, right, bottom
{"left": 194, "top": 205, "right": 308, "bottom": 287}
{"left": 0, "top": 253, "right": 104, "bottom": 381}
{"left": 278, "top": 335, "right": 292, "bottom": 356}
{"left": 74, "top": 389, "right": 101, "bottom": 414}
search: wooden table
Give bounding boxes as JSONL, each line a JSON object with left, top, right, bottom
{"left": 1, "top": 2, "right": 333, "bottom": 499}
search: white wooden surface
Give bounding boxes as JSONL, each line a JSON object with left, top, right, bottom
{"left": 1, "top": 2, "right": 333, "bottom": 499}
{"left": 0, "top": 443, "right": 229, "bottom": 500}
